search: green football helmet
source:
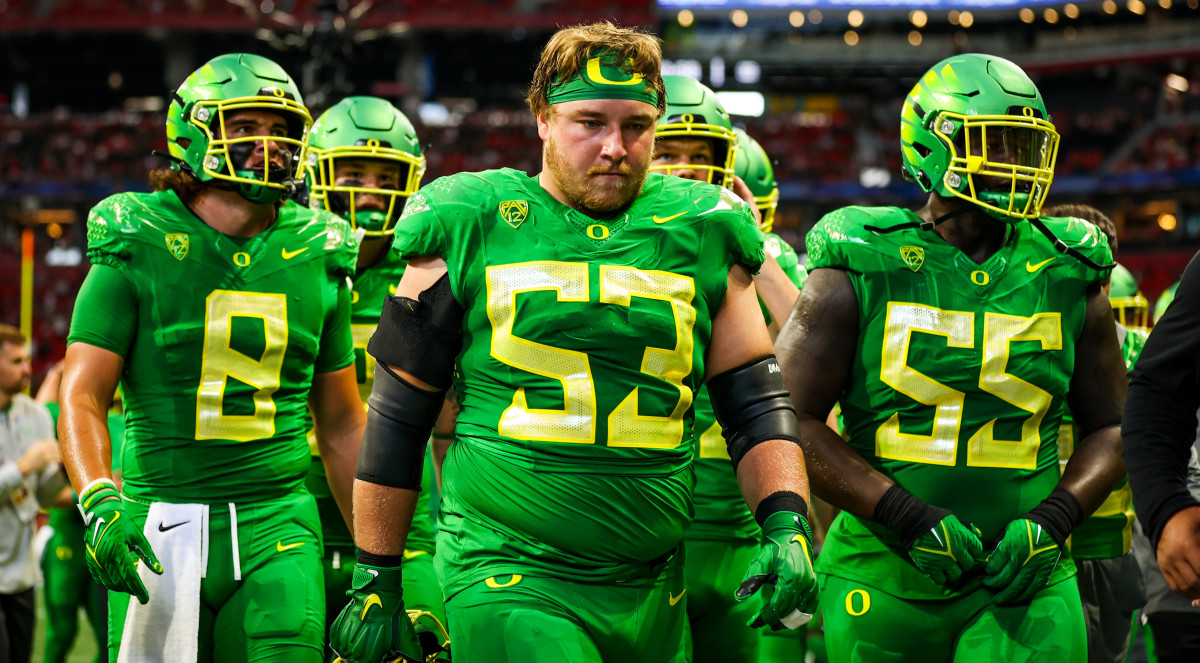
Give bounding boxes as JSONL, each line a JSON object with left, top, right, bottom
{"left": 900, "top": 54, "right": 1059, "bottom": 221}
{"left": 1154, "top": 280, "right": 1179, "bottom": 324}
{"left": 307, "top": 96, "right": 426, "bottom": 237}
{"left": 1109, "top": 263, "right": 1150, "bottom": 332}
{"left": 653, "top": 75, "right": 738, "bottom": 187}
{"left": 166, "top": 53, "right": 312, "bottom": 205}
{"left": 732, "top": 128, "right": 779, "bottom": 232}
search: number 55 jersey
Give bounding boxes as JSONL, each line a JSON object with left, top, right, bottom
{"left": 807, "top": 206, "right": 1112, "bottom": 599}
{"left": 71, "top": 189, "right": 358, "bottom": 504}
{"left": 389, "top": 168, "right": 765, "bottom": 600}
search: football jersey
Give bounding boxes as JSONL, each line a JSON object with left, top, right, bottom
{"left": 389, "top": 169, "right": 764, "bottom": 597}
{"left": 809, "top": 206, "right": 1112, "bottom": 599}
{"left": 1056, "top": 325, "right": 1147, "bottom": 559}
{"left": 688, "top": 232, "right": 807, "bottom": 543}
{"left": 73, "top": 190, "right": 357, "bottom": 503}
{"left": 305, "top": 244, "right": 438, "bottom": 553}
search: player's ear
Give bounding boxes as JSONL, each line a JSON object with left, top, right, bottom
{"left": 536, "top": 109, "right": 553, "bottom": 141}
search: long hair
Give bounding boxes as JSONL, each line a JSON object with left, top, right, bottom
{"left": 526, "top": 22, "right": 666, "bottom": 119}
{"left": 148, "top": 167, "right": 207, "bottom": 204}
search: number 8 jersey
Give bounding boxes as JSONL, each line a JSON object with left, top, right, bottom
{"left": 390, "top": 168, "right": 764, "bottom": 598}
{"left": 808, "top": 206, "right": 1112, "bottom": 599}
{"left": 71, "top": 190, "right": 358, "bottom": 504}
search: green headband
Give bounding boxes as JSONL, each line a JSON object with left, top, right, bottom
{"left": 546, "top": 52, "right": 659, "bottom": 107}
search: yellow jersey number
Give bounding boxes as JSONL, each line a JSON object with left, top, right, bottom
{"left": 486, "top": 261, "right": 697, "bottom": 448}
{"left": 195, "top": 291, "right": 288, "bottom": 441}
{"left": 876, "top": 302, "right": 1062, "bottom": 469}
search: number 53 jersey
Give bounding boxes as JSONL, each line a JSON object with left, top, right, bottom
{"left": 390, "top": 169, "right": 764, "bottom": 597}
{"left": 73, "top": 191, "right": 358, "bottom": 504}
{"left": 807, "top": 206, "right": 1113, "bottom": 599}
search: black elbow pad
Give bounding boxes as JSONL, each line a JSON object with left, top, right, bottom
{"left": 355, "top": 364, "right": 443, "bottom": 490}
{"left": 707, "top": 355, "right": 801, "bottom": 470}
{"left": 367, "top": 273, "right": 463, "bottom": 390}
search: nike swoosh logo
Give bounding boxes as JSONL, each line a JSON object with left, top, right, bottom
{"left": 669, "top": 589, "right": 686, "bottom": 606}
{"left": 1026, "top": 257, "right": 1054, "bottom": 273}
{"left": 281, "top": 247, "right": 309, "bottom": 260}
{"left": 276, "top": 541, "right": 306, "bottom": 552}
{"left": 360, "top": 594, "right": 382, "bottom": 621}
{"left": 158, "top": 521, "right": 190, "bottom": 532}
{"left": 402, "top": 549, "right": 427, "bottom": 559}
{"left": 653, "top": 212, "right": 687, "bottom": 224}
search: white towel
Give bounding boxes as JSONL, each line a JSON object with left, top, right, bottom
{"left": 117, "top": 502, "right": 208, "bottom": 663}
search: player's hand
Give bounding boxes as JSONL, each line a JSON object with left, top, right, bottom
{"left": 983, "top": 518, "right": 1063, "bottom": 605}
{"left": 79, "top": 480, "right": 162, "bottom": 604}
{"left": 1156, "top": 505, "right": 1200, "bottom": 601}
{"left": 735, "top": 510, "right": 819, "bottom": 630}
{"left": 330, "top": 563, "right": 421, "bottom": 663}
{"left": 907, "top": 514, "right": 985, "bottom": 588}
{"left": 729, "top": 175, "right": 763, "bottom": 226}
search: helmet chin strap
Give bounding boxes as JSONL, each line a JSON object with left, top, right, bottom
{"left": 864, "top": 203, "right": 974, "bottom": 234}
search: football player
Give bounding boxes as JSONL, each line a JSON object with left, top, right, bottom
{"left": 305, "top": 95, "right": 448, "bottom": 660}
{"left": 58, "top": 53, "right": 365, "bottom": 662}
{"left": 776, "top": 54, "right": 1126, "bottom": 662}
{"left": 329, "top": 22, "right": 818, "bottom": 663}
{"left": 1154, "top": 281, "right": 1178, "bottom": 324}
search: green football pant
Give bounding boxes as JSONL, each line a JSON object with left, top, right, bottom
{"left": 682, "top": 537, "right": 760, "bottom": 663}
{"left": 320, "top": 545, "right": 355, "bottom": 663}
{"left": 821, "top": 574, "right": 1085, "bottom": 663}
{"left": 41, "top": 520, "right": 106, "bottom": 663}
{"left": 445, "top": 560, "right": 687, "bottom": 662}
{"left": 110, "top": 491, "right": 325, "bottom": 663}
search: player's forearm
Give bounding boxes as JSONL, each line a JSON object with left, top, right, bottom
{"left": 58, "top": 392, "right": 115, "bottom": 493}
{"left": 797, "top": 415, "right": 893, "bottom": 520}
{"left": 352, "top": 479, "right": 419, "bottom": 555}
{"left": 736, "top": 438, "right": 809, "bottom": 513}
{"left": 1061, "top": 424, "right": 1126, "bottom": 517}
{"left": 317, "top": 424, "right": 363, "bottom": 532}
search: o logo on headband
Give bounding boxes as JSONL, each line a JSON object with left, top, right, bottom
{"left": 585, "top": 57, "right": 644, "bottom": 86}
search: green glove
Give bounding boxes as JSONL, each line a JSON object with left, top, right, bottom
{"left": 330, "top": 562, "right": 421, "bottom": 663}
{"left": 908, "top": 514, "right": 985, "bottom": 587}
{"left": 983, "top": 518, "right": 1063, "bottom": 605}
{"left": 78, "top": 479, "right": 162, "bottom": 605}
{"left": 735, "top": 510, "right": 819, "bottom": 631}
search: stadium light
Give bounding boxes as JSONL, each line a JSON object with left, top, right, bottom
{"left": 1044, "top": 7, "right": 1059, "bottom": 22}
{"left": 678, "top": 10, "right": 694, "bottom": 27}
{"left": 1103, "top": 0, "right": 1118, "bottom": 12}
{"left": 716, "top": 91, "right": 766, "bottom": 117}
{"left": 1159, "top": 0, "right": 1172, "bottom": 8}
{"left": 1065, "top": 26, "right": 1078, "bottom": 39}
{"left": 949, "top": 9, "right": 960, "bottom": 24}
{"left": 809, "top": 9, "right": 823, "bottom": 24}
{"left": 1166, "top": 73, "right": 1189, "bottom": 92}
{"left": 1128, "top": 0, "right": 1146, "bottom": 14}
{"left": 848, "top": 9, "right": 864, "bottom": 27}
{"left": 959, "top": 10, "right": 975, "bottom": 27}
{"left": 1190, "top": 0, "right": 1198, "bottom": 9}
{"left": 1064, "top": 3, "right": 1080, "bottom": 18}
{"left": 844, "top": 30, "right": 859, "bottom": 45}
{"left": 910, "top": 10, "right": 927, "bottom": 27}
{"left": 1020, "top": 7, "right": 1035, "bottom": 22}
{"left": 908, "top": 30, "right": 923, "bottom": 46}
{"left": 1159, "top": 213, "right": 1178, "bottom": 231}
{"left": 731, "top": 9, "right": 748, "bottom": 27}
{"left": 954, "top": 31, "right": 969, "bottom": 46}
{"left": 789, "top": 10, "right": 805, "bottom": 27}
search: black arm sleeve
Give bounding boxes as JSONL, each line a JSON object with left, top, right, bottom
{"left": 1124, "top": 249, "right": 1200, "bottom": 550}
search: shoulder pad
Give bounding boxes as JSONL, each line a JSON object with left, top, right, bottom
{"left": 85, "top": 192, "right": 180, "bottom": 267}
{"left": 1035, "top": 216, "right": 1114, "bottom": 276}
{"left": 280, "top": 204, "right": 359, "bottom": 277}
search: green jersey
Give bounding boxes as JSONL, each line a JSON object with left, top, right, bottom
{"left": 809, "top": 206, "right": 1111, "bottom": 599}
{"left": 71, "top": 189, "right": 357, "bottom": 504}
{"left": 305, "top": 243, "right": 438, "bottom": 553}
{"left": 688, "top": 232, "right": 806, "bottom": 543}
{"left": 1057, "top": 325, "right": 1147, "bottom": 559}
{"left": 391, "top": 169, "right": 764, "bottom": 597}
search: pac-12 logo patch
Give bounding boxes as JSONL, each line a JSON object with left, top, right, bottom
{"left": 499, "top": 200, "right": 529, "bottom": 229}
{"left": 165, "top": 233, "right": 190, "bottom": 261}
{"left": 900, "top": 246, "right": 924, "bottom": 272}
